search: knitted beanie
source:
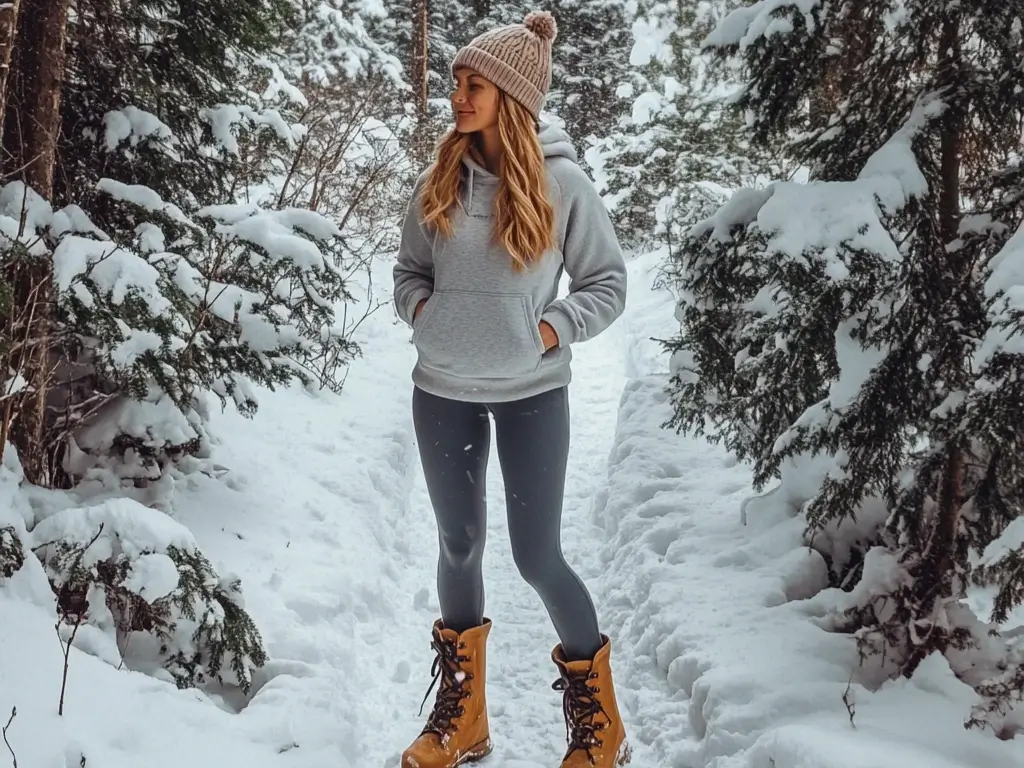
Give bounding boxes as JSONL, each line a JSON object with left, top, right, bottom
{"left": 450, "top": 11, "right": 558, "bottom": 119}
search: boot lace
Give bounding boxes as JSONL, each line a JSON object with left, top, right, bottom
{"left": 418, "top": 634, "right": 472, "bottom": 735}
{"left": 553, "top": 670, "right": 607, "bottom": 759}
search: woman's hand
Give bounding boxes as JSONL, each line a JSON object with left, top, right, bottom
{"left": 414, "top": 298, "right": 428, "bottom": 320}
{"left": 539, "top": 320, "right": 559, "bottom": 351}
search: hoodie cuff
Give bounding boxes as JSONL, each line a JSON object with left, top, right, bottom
{"left": 541, "top": 306, "right": 576, "bottom": 348}
{"left": 404, "top": 287, "right": 433, "bottom": 327}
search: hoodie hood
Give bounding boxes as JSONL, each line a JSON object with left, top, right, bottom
{"left": 537, "top": 122, "right": 578, "bottom": 162}
{"left": 460, "top": 122, "right": 579, "bottom": 210}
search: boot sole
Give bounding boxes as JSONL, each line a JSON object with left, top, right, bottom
{"left": 399, "top": 737, "right": 491, "bottom": 765}
{"left": 401, "top": 737, "right": 492, "bottom": 768}
{"left": 456, "top": 738, "right": 493, "bottom": 765}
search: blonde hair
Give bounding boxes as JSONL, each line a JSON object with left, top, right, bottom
{"left": 419, "top": 92, "right": 555, "bottom": 270}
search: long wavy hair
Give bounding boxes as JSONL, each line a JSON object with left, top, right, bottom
{"left": 419, "top": 91, "right": 555, "bottom": 271}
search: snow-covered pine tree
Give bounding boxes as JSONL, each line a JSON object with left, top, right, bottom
{"left": 369, "top": 0, "right": 474, "bottom": 163}
{"left": 666, "top": 0, "right": 1024, "bottom": 729}
{"left": 958, "top": 159, "right": 1024, "bottom": 730}
{"left": 543, "top": 0, "right": 633, "bottom": 157}
{"left": 592, "top": 0, "right": 780, "bottom": 253}
{"left": 34, "top": 497, "right": 268, "bottom": 696}
{"left": 270, "top": 2, "right": 413, "bottom": 389}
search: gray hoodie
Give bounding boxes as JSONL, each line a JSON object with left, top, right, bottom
{"left": 392, "top": 123, "right": 627, "bottom": 403}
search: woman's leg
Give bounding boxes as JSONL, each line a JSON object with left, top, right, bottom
{"left": 412, "top": 386, "right": 491, "bottom": 632}
{"left": 490, "top": 386, "right": 603, "bottom": 661}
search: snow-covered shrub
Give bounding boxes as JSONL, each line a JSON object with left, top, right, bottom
{"left": 0, "top": 450, "right": 38, "bottom": 592}
{"left": 664, "top": 0, "right": 1024, "bottom": 732}
{"left": 0, "top": 171, "right": 354, "bottom": 488}
{"left": 0, "top": 525, "right": 24, "bottom": 579}
{"left": 32, "top": 498, "right": 266, "bottom": 696}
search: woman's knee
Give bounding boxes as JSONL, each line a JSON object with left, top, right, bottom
{"left": 511, "top": 540, "right": 561, "bottom": 587}
{"left": 439, "top": 523, "right": 485, "bottom": 570}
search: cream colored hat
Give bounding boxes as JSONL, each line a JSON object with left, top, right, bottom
{"left": 450, "top": 10, "right": 558, "bottom": 119}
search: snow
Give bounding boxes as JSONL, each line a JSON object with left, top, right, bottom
{"left": 977, "top": 221, "right": 1024, "bottom": 363}
{"left": 2, "top": 250, "right": 1023, "bottom": 768}
{"left": 123, "top": 553, "right": 180, "bottom": 600}
{"left": 704, "top": 0, "right": 823, "bottom": 51}
{"left": 52, "top": 235, "right": 170, "bottom": 313}
{"left": 200, "top": 104, "right": 298, "bottom": 155}
{"left": 712, "top": 94, "right": 939, "bottom": 266}
{"left": 97, "top": 178, "right": 196, "bottom": 226}
{"left": 103, "top": 106, "right": 175, "bottom": 154}
{"left": 198, "top": 205, "right": 340, "bottom": 271}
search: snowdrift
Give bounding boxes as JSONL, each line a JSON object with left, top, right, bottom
{"left": 592, "top": 250, "right": 1024, "bottom": 768}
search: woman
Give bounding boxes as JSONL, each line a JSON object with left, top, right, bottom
{"left": 392, "top": 10, "right": 630, "bottom": 768}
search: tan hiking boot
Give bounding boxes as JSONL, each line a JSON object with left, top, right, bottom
{"left": 552, "top": 635, "right": 632, "bottom": 767}
{"left": 402, "top": 619, "right": 492, "bottom": 768}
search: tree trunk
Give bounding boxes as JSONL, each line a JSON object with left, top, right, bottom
{"left": 908, "top": 13, "right": 965, "bottom": 657}
{"left": 4, "top": 0, "right": 71, "bottom": 196}
{"left": 1, "top": 0, "right": 73, "bottom": 487}
{"left": 925, "top": 10, "right": 965, "bottom": 587}
{"left": 410, "top": 0, "right": 431, "bottom": 164}
{"left": 0, "top": 0, "right": 21, "bottom": 141}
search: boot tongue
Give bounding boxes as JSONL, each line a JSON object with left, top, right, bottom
{"left": 563, "top": 659, "right": 592, "bottom": 676}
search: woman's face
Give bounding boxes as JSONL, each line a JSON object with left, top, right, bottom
{"left": 451, "top": 67, "right": 500, "bottom": 134}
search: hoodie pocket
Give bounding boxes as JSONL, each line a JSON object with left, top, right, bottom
{"left": 413, "top": 289, "right": 545, "bottom": 379}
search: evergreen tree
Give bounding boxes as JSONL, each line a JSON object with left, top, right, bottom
{"left": 593, "top": 0, "right": 782, "bottom": 252}
{"left": 543, "top": 0, "right": 633, "bottom": 153}
{"left": 666, "top": 0, "right": 1024, "bottom": 729}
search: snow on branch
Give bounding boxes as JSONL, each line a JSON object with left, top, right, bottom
{"left": 31, "top": 497, "right": 266, "bottom": 694}
{"left": 196, "top": 204, "right": 342, "bottom": 272}
{"left": 200, "top": 104, "right": 299, "bottom": 155}
{"left": 977, "top": 222, "right": 1024, "bottom": 364}
{"left": 103, "top": 106, "right": 178, "bottom": 161}
{"left": 690, "top": 94, "right": 942, "bottom": 269}
{"left": 52, "top": 235, "right": 168, "bottom": 313}
{"left": 703, "top": 0, "right": 823, "bottom": 51}
{"left": 97, "top": 179, "right": 197, "bottom": 228}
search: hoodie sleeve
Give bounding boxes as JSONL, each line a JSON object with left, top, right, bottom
{"left": 392, "top": 172, "right": 435, "bottom": 327}
{"left": 541, "top": 163, "right": 627, "bottom": 347}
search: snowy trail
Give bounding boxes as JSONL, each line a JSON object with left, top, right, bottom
{"left": 159, "top": 249, "right": 653, "bottom": 767}
{"left": 150, "top": 250, "right": 660, "bottom": 768}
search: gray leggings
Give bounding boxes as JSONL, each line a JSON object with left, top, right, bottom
{"left": 412, "top": 385, "right": 603, "bottom": 661}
